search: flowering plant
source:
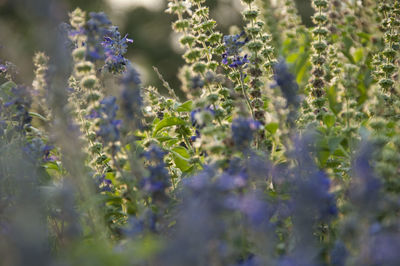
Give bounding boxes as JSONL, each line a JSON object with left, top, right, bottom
{"left": 1, "top": 0, "right": 400, "bottom": 265}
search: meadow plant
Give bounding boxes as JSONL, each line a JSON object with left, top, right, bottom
{"left": 1, "top": 0, "right": 400, "bottom": 265}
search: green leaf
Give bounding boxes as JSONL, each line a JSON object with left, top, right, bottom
{"left": 153, "top": 117, "right": 186, "bottom": 136}
{"left": 353, "top": 48, "right": 364, "bottom": 63}
{"left": 176, "top": 100, "right": 193, "bottom": 112}
{"left": 323, "top": 113, "right": 336, "bottom": 128}
{"left": 328, "top": 136, "right": 343, "bottom": 153}
{"left": 156, "top": 136, "right": 178, "bottom": 143}
{"left": 29, "top": 112, "right": 48, "bottom": 122}
{"left": 265, "top": 122, "right": 279, "bottom": 134}
{"left": 44, "top": 161, "right": 61, "bottom": 171}
{"left": 171, "top": 146, "right": 191, "bottom": 172}
{"left": 318, "top": 150, "right": 330, "bottom": 167}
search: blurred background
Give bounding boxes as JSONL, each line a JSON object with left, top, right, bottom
{"left": 0, "top": 0, "right": 313, "bottom": 92}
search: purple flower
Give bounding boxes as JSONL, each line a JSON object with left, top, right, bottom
{"left": 231, "top": 117, "right": 261, "bottom": 149}
{"left": 140, "top": 145, "right": 170, "bottom": 195}
{"left": 331, "top": 241, "right": 348, "bottom": 266}
{"left": 238, "top": 193, "right": 271, "bottom": 226}
{"left": 85, "top": 12, "right": 112, "bottom": 61}
{"left": 101, "top": 27, "right": 133, "bottom": 73}
{"left": 0, "top": 64, "right": 7, "bottom": 73}
{"left": 222, "top": 32, "right": 249, "bottom": 68}
{"left": 4, "top": 85, "right": 32, "bottom": 129}
{"left": 121, "top": 65, "right": 143, "bottom": 128}
{"left": 96, "top": 96, "right": 121, "bottom": 144}
{"left": 272, "top": 60, "right": 299, "bottom": 107}
{"left": 96, "top": 174, "right": 112, "bottom": 192}
{"left": 291, "top": 170, "right": 338, "bottom": 221}
{"left": 42, "top": 145, "right": 55, "bottom": 162}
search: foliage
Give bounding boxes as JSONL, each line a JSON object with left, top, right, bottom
{"left": 1, "top": 0, "right": 400, "bottom": 265}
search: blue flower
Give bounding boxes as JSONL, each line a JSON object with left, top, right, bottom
{"left": 4, "top": 85, "right": 32, "bottom": 130}
{"left": 228, "top": 54, "right": 249, "bottom": 68}
{"left": 141, "top": 145, "right": 170, "bottom": 195}
{"left": 0, "top": 64, "right": 7, "bottom": 73}
{"left": 272, "top": 60, "right": 300, "bottom": 107}
{"left": 238, "top": 193, "right": 271, "bottom": 226}
{"left": 23, "top": 139, "right": 55, "bottom": 164}
{"left": 231, "top": 117, "right": 261, "bottom": 149}
{"left": 223, "top": 32, "right": 248, "bottom": 57}
{"left": 331, "top": 241, "right": 348, "bottom": 266}
{"left": 235, "top": 254, "right": 262, "bottom": 266}
{"left": 222, "top": 32, "right": 249, "bottom": 68}
{"left": 350, "top": 141, "right": 381, "bottom": 212}
{"left": 96, "top": 96, "right": 121, "bottom": 145}
{"left": 101, "top": 27, "right": 133, "bottom": 73}
{"left": 42, "top": 145, "right": 55, "bottom": 162}
{"left": 291, "top": 170, "right": 338, "bottom": 221}
{"left": 120, "top": 65, "right": 143, "bottom": 128}
{"left": 96, "top": 174, "right": 112, "bottom": 192}
{"left": 362, "top": 233, "right": 400, "bottom": 266}
{"left": 85, "top": 12, "right": 112, "bottom": 61}
{"left": 217, "top": 158, "right": 248, "bottom": 190}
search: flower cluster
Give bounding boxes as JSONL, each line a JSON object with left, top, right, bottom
{"left": 141, "top": 145, "right": 170, "bottom": 196}
{"left": 95, "top": 96, "right": 121, "bottom": 145}
{"left": 85, "top": 12, "right": 112, "bottom": 61}
{"left": 222, "top": 32, "right": 250, "bottom": 68}
{"left": 2, "top": 1, "right": 400, "bottom": 265}
{"left": 231, "top": 117, "right": 261, "bottom": 149}
{"left": 273, "top": 60, "right": 299, "bottom": 108}
{"left": 101, "top": 27, "right": 133, "bottom": 74}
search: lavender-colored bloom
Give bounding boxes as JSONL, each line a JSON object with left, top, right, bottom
{"left": 79, "top": 12, "right": 132, "bottom": 72}
{"left": 0, "top": 64, "right": 7, "bottom": 73}
{"left": 223, "top": 32, "right": 248, "bottom": 57}
{"left": 272, "top": 60, "right": 300, "bottom": 108}
{"left": 331, "top": 241, "right": 348, "bottom": 266}
{"left": 101, "top": 27, "right": 132, "bottom": 73}
{"left": 183, "top": 166, "right": 215, "bottom": 191}
{"left": 23, "top": 138, "right": 55, "bottom": 164}
{"left": 141, "top": 145, "right": 170, "bottom": 195}
{"left": 143, "top": 145, "right": 166, "bottom": 162}
{"left": 222, "top": 32, "right": 249, "bottom": 68}
{"left": 229, "top": 54, "right": 249, "bottom": 68}
{"left": 96, "top": 96, "right": 121, "bottom": 145}
{"left": 88, "top": 12, "right": 111, "bottom": 26}
{"left": 361, "top": 233, "right": 400, "bottom": 266}
{"left": 291, "top": 170, "right": 337, "bottom": 222}
{"left": 123, "top": 216, "right": 144, "bottom": 237}
{"left": 278, "top": 256, "right": 318, "bottom": 266}
{"left": 85, "top": 12, "right": 112, "bottom": 61}
{"left": 350, "top": 141, "right": 381, "bottom": 213}
{"left": 217, "top": 158, "right": 248, "bottom": 191}
{"left": 121, "top": 65, "right": 143, "bottom": 129}
{"left": 42, "top": 145, "right": 55, "bottom": 162}
{"left": 235, "top": 255, "right": 262, "bottom": 266}
{"left": 4, "top": 85, "right": 32, "bottom": 130}
{"left": 217, "top": 170, "right": 247, "bottom": 191}
{"left": 96, "top": 174, "right": 112, "bottom": 192}
{"left": 238, "top": 193, "right": 271, "bottom": 226}
{"left": 231, "top": 117, "right": 261, "bottom": 149}
{"left": 123, "top": 209, "right": 157, "bottom": 238}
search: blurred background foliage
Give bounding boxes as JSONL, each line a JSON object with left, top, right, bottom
{"left": 0, "top": 0, "right": 313, "bottom": 95}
